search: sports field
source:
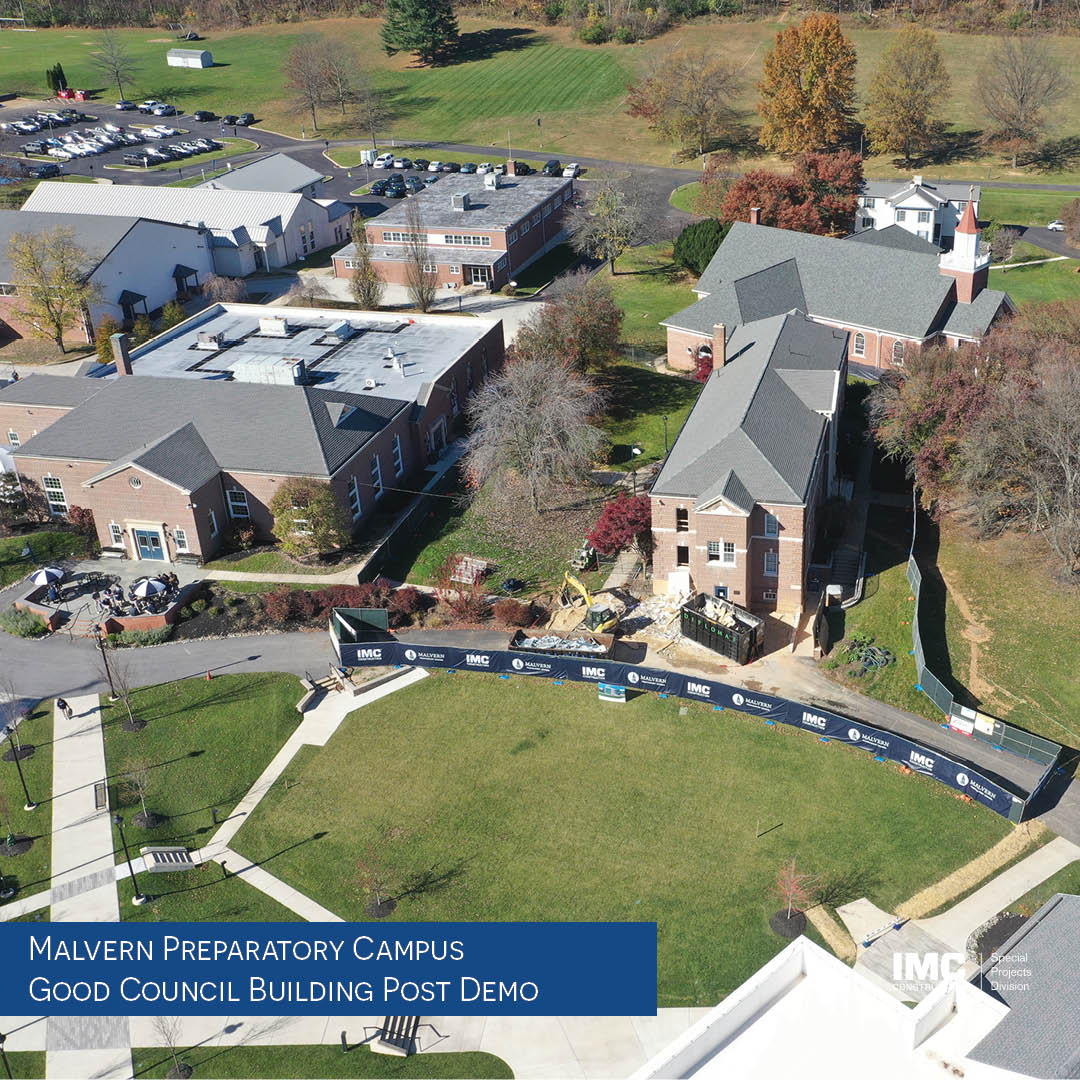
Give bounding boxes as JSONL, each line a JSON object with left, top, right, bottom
{"left": 232, "top": 673, "right": 1011, "bottom": 1006}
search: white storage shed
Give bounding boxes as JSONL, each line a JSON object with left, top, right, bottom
{"left": 167, "top": 48, "right": 213, "bottom": 68}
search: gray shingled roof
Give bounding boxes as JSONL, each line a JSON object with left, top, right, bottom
{"left": 86, "top": 422, "right": 222, "bottom": 492}
{"left": 14, "top": 376, "right": 410, "bottom": 479}
{"left": 969, "top": 893, "right": 1080, "bottom": 1079}
{"left": 861, "top": 178, "right": 982, "bottom": 204}
{"left": 941, "top": 289, "right": 1012, "bottom": 339}
{"left": 0, "top": 373, "right": 106, "bottom": 408}
{"left": 0, "top": 211, "right": 141, "bottom": 282}
{"left": 687, "top": 221, "right": 955, "bottom": 340}
{"left": 846, "top": 225, "right": 941, "bottom": 254}
{"left": 197, "top": 153, "right": 324, "bottom": 194}
{"left": 652, "top": 312, "right": 846, "bottom": 507}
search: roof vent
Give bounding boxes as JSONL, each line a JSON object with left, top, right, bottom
{"left": 364, "top": 377, "right": 377, "bottom": 390}
{"left": 912, "top": 174, "right": 923, "bottom": 186}
{"left": 385, "top": 347, "right": 405, "bottom": 376}
{"left": 451, "top": 192, "right": 470, "bottom": 212}
{"left": 196, "top": 331, "right": 223, "bottom": 351}
{"left": 318, "top": 319, "right": 353, "bottom": 344}
{"left": 484, "top": 171, "right": 501, "bottom": 190}
{"left": 258, "top": 316, "right": 289, "bottom": 337}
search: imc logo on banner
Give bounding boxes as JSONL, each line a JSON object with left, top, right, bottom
{"left": 685, "top": 681, "right": 711, "bottom": 699}
{"left": 581, "top": 666, "right": 606, "bottom": 680}
{"left": 892, "top": 951, "right": 965, "bottom": 988}
{"left": 465, "top": 654, "right": 491, "bottom": 668}
{"left": 801, "top": 711, "right": 829, "bottom": 731}
{"left": 356, "top": 648, "right": 383, "bottom": 660}
{"left": 908, "top": 751, "right": 936, "bottom": 774}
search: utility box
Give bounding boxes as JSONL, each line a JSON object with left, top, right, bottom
{"left": 359, "top": 149, "right": 378, "bottom": 166}
{"left": 680, "top": 593, "right": 765, "bottom": 665}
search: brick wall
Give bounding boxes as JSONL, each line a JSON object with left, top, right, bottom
{"left": 666, "top": 328, "right": 714, "bottom": 372}
{"left": 0, "top": 402, "right": 78, "bottom": 449}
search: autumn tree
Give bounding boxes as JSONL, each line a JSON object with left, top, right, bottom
{"left": 977, "top": 37, "right": 1070, "bottom": 168}
{"left": 513, "top": 271, "right": 621, "bottom": 371}
{"left": 1064, "top": 198, "right": 1080, "bottom": 248}
{"left": 691, "top": 152, "right": 736, "bottom": 219}
{"left": 721, "top": 171, "right": 819, "bottom": 233}
{"left": 95, "top": 315, "right": 121, "bottom": 365}
{"left": 626, "top": 47, "right": 743, "bottom": 158}
{"left": 348, "top": 211, "right": 385, "bottom": 310}
{"left": 758, "top": 14, "right": 856, "bottom": 155}
{"left": 403, "top": 198, "right": 437, "bottom": 312}
{"left": 269, "top": 477, "right": 350, "bottom": 557}
{"left": 462, "top": 351, "right": 607, "bottom": 514}
{"left": 791, "top": 150, "right": 863, "bottom": 235}
{"left": 864, "top": 26, "right": 950, "bottom": 165}
{"left": 565, "top": 174, "right": 647, "bottom": 273}
{"left": 284, "top": 36, "right": 327, "bottom": 131}
{"left": 587, "top": 493, "right": 652, "bottom": 577}
{"left": 91, "top": 31, "right": 140, "bottom": 100}
{"left": 773, "top": 857, "right": 818, "bottom": 919}
{"left": 8, "top": 227, "right": 101, "bottom": 354}
{"left": 381, "top": 0, "right": 459, "bottom": 66}
{"left": 158, "top": 300, "right": 186, "bottom": 331}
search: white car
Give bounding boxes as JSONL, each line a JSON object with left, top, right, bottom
{"left": 153, "top": 125, "right": 179, "bottom": 136}
{"left": 427, "top": 160, "right": 444, "bottom": 172}
{"left": 476, "top": 162, "right": 493, "bottom": 174}
{"left": 562, "top": 163, "right": 581, "bottom": 178}
{"left": 47, "top": 147, "right": 72, "bottom": 160}
{"left": 1048, "top": 220, "right": 1066, "bottom": 232}
{"left": 373, "top": 152, "right": 394, "bottom": 168}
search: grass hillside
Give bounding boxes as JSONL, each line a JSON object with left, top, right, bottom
{"left": 5, "top": 17, "right": 1080, "bottom": 176}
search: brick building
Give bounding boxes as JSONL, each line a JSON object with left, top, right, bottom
{"left": 650, "top": 311, "right": 848, "bottom": 616}
{"left": 662, "top": 206, "right": 1013, "bottom": 376}
{"left": 333, "top": 169, "right": 574, "bottom": 292}
{"left": 0, "top": 304, "right": 504, "bottom": 564}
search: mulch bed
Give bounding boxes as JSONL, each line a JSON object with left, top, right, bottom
{"left": 0, "top": 836, "right": 34, "bottom": 857}
{"left": 770, "top": 910, "right": 807, "bottom": 939}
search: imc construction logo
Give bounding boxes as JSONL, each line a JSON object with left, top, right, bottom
{"left": 908, "top": 750, "right": 936, "bottom": 774}
{"left": 355, "top": 647, "right": 383, "bottom": 660}
{"left": 802, "top": 711, "right": 829, "bottom": 730}
{"left": 685, "top": 681, "right": 711, "bottom": 699}
{"left": 892, "top": 951, "right": 966, "bottom": 993}
{"left": 465, "top": 654, "right": 491, "bottom": 667}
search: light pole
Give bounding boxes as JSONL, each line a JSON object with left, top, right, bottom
{"left": 631, "top": 444, "right": 643, "bottom": 496}
{"left": 0, "top": 1031, "right": 13, "bottom": 1080}
{"left": 93, "top": 625, "right": 117, "bottom": 699}
{"left": 0, "top": 867, "right": 13, "bottom": 899}
{"left": 113, "top": 814, "right": 147, "bottom": 905}
{"left": 663, "top": 415, "right": 669, "bottom": 455}
{"left": 3, "top": 726, "right": 36, "bottom": 811}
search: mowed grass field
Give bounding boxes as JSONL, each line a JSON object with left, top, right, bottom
{"left": 990, "top": 259, "right": 1080, "bottom": 305}
{"left": 231, "top": 673, "right": 1011, "bottom": 1006}
{"left": 5, "top": 18, "right": 1080, "bottom": 173}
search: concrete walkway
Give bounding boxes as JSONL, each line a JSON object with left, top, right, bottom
{"left": 917, "top": 835, "right": 1080, "bottom": 952}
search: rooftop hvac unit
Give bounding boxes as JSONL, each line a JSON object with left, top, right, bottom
{"left": 484, "top": 172, "right": 500, "bottom": 190}
{"left": 196, "top": 332, "right": 223, "bottom": 351}
{"left": 451, "top": 193, "right": 470, "bottom": 212}
{"left": 258, "top": 316, "right": 289, "bottom": 337}
{"left": 363, "top": 377, "right": 378, "bottom": 390}
{"left": 230, "top": 356, "right": 305, "bottom": 385}
{"left": 319, "top": 319, "right": 354, "bottom": 343}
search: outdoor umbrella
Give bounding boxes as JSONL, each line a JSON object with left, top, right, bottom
{"left": 29, "top": 566, "right": 64, "bottom": 586}
{"left": 132, "top": 578, "right": 166, "bottom": 599}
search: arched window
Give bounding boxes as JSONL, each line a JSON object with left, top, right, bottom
{"left": 696, "top": 344, "right": 713, "bottom": 362}
{"left": 892, "top": 340, "right": 906, "bottom": 366}
{"left": 853, "top": 332, "right": 865, "bottom": 358}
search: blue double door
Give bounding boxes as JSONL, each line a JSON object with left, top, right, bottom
{"left": 133, "top": 529, "right": 165, "bottom": 561}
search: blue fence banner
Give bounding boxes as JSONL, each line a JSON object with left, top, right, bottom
{"left": 346, "top": 638, "right": 1024, "bottom": 820}
{"left": 0, "top": 922, "right": 657, "bottom": 1017}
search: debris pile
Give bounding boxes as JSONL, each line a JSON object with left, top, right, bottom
{"left": 515, "top": 633, "right": 608, "bottom": 654}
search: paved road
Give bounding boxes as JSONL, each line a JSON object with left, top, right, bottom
{"left": 1005, "top": 225, "right": 1080, "bottom": 259}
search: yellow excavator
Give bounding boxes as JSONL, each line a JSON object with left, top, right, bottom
{"left": 558, "top": 571, "right": 620, "bottom": 634}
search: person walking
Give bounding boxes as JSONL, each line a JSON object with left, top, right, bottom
{"left": 56, "top": 698, "right": 73, "bottom": 720}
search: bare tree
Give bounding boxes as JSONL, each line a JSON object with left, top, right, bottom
{"left": 988, "top": 225, "right": 1019, "bottom": 263}
{"left": 462, "top": 351, "right": 608, "bottom": 513}
{"left": 202, "top": 274, "right": 248, "bottom": 303}
{"left": 321, "top": 39, "right": 358, "bottom": 117}
{"left": 355, "top": 846, "right": 396, "bottom": 917}
{"left": 565, "top": 174, "right": 647, "bottom": 275}
{"left": 102, "top": 647, "right": 145, "bottom": 732}
{"left": 354, "top": 73, "right": 390, "bottom": 149}
{"left": 91, "top": 31, "right": 141, "bottom": 101}
{"left": 121, "top": 754, "right": 161, "bottom": 828}
{"left": 773, "top": 857, "right": 818, "bottom": 919}
{"left": 283, "top": 36, "right": 327, "bottom": 132}
{"left": 8, "top": 227, "right": 102, "bottom": 353}
{"left": 348, "top": 211, "right": 384, "bottom": 310}
{"left": 403, "top": 198, "right": 437, "bottom": 312}
{"left": 282, "top": 274, "right": 329, "bottom": 307}
{"left": 152, "top": 1015, "right": 190, "bottom": 1079}
{"left": 977, "top": 37, "right": 1070, "bottom": 167}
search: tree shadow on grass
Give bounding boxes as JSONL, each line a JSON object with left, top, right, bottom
{"left": 814, "top": 865, "right": 882, "bottom": 908}
{"left": 450, "top": 27, "right": 540, "bottom": 64}
{"left": 395, "top": 857, "right": 470, "bottom": 903}
{"left": 1019, "top": 135, "right": 1080, "bottom": 173}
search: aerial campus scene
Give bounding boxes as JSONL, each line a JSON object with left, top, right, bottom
{"left": 0, "top": 0, "right": 1079, "bottom": 1077}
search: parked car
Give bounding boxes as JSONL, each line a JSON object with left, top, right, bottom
{"left": 373, "top": 152, "right": 394, "bottom": 168}
{"left": 413, "top": 158, "right": 430, "bottom": 170}
{"left": 47, "top": 147, "right": 72, "bottom": 160}
{"left": 220, "top": 114, "right": 238, "bottom": 126}
{"left": 385, "top": 182, "right": 406, "bottom": 199}
{"left": 427, "top": 160, "right": 444, "bottom": 172}
{"left": 404, "top": 175, "right": 424, "bottom": 193}
{"left": 21, "top": 141, "right": 47, "bottom": 154}
{"left": 235, "top": 113, "right": 255, "bottom": 126}
{"left": 421, "top": 174, "right": 439, "bottom": 186}
{"left": 542, "top": 159, "right": 562, "bottom": 176}
{"left": 476, "top": 162, "right": 493, "bottom": 174}
{"left": 152, "top": 104, "right": 178, "bottom": 117}
{"left": 191, "top": 110, "right": 215, "bottom": 122}
{"left": 458, "top": 162, "right": 476, "bottom": 174}
{"left": 115, "top": 100, "right": 135, "bottom": 111}
{"left": 392, "top": 156, "right": 412, "bottom": 169}
{"left": 28, "top": 162, "right": 61, "bottom": 178}
{"left": 370, "top": 179, "right": 390, "bottom": 196}
{"left": 1048, "top": 220, "right": 1066, "bottom": 232}
{"left": 123, "top": 152, "right": 151, "bottom": 166}
{"left": 153, "top": 125, "right": 179, "bottom": 136}
{"left": 139, "top": 100, "right": 161, "bottom": 113}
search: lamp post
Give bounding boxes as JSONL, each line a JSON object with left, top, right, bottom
{"left": 3, "top": 726, "right": 36, "bottom": 811}
{"left": 113, "top": 814, "right": 147, "bottom": 905}
{"left": 631, "top": 444, "right": 643, "bottom": 496}
{"left": 0, "top": 1031, "right": 13, "bottom": 1080}
{"left": 93, "top": 624, "right": 117, "bottom": 700}
{"left": 0, "top": 864, "right": 14, "bottom": 899}
{"left": 663, "top": 415, "right": 669, "bottom": 455}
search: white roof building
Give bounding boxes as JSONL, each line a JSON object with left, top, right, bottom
{"left": 20, "top": 182, "right": 351, "bottom": 276}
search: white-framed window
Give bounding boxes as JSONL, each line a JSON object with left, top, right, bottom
{"left": 896, "top": 209, "right": 906, "bottom": 222}
{"left": 862, "top": 196, "right": 875, "bottom": 208}
{"left": 342, "top": 258, "right": 357, "bottom": 269}
{"left": 495, "top": 257, "right": 507, "bottom": 270}
{"left": 553, "top": 193, "right": 561, "bottom": 207}
{"left": 764, "top": 550, "right": 779, "bottom": 576}
{"left": 853, "top": 332, "right": 865, "bottom": 357}
{"left": 7, "top": 431, "right": 18, "bottom": 447}
{"left": 860, "top": 217, "right": 873, "bottom": 229}
{"left": 520, "top": 219, "right": 530, "bottom": 235}
{"left": 227, "top": 488, "right": 250, "bottom": 519}
{"left": 0, "top": 283, "right": 16, "bottom": 296}
{"left": 348, "top": 476, "right": 362, "bottom": 520}
{"left": 442, "top": 234, "right": 491, "bottom": 247}
{"left": 542, "top": 203, "right": 552, "bottom": 217}
{"left": 449, "top": 264, "right": 460, "bottom": 274}
{"left": 532, "top": 212, "right": 541, "bottom": 225}
{"left": 208, "top": 507, "right": 218, "bottom": 537}
{"left": 392, "top": 434, "right": 404, "bottom": 477}
{"left": 763, "top": 589, "right": 777, "bottom": 602}
{"left": 707, "top": 540, "right": 721, "bottom": 562}
{"left": 956, "top": 200, "right": 967, "bottom": 210}
{"left": 381, "top": 231, "right": 424, "bottom": 243}
{"left": 371, "top": 453, "right": 383, "bottom": 498}
{"left": 723, "top": 541, "right": 736, "bottom": 566}
{"left": 43, "top": 475, "right": 66, "bottom": 515}
{"left": 108, "top": 522, "right": 123, "bottom": 547}
{"left": 421, "top": 262, "right": 438, "bottom": 273}
{"left": 508, "top": 230, "right": 518, "bottom": 245}
{"left": 174, "top": 527, "right": 189, "bottom": 552}
{"left": 917, "top": 210, "right": 931, "bottom": 224}
{"left": 892, "top": 340, "right": 906, "bottom": 366}
{"left": 764, "top": 512, "right": 779, "bottom": 537}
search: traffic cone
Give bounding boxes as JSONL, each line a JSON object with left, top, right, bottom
{"left": 206, "top": 670, "right": 212, "bottom": 681}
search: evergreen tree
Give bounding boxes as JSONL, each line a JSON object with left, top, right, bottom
{"left": 381, "top": 0, "right": 458, "bottom": 66}
{"left": 95, "top": 315, "right": 121, "bottom": 366}
{"left": 673, "top": 219, "right": 729, "bottom": 276}
{"left": 159, "top": 300, "right": 186, "bottom": 330}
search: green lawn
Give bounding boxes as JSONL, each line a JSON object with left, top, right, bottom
{"left": 980, "top": 188, "right": 1076, "bottom": 228}
{"left": 330, "top": 146, "right": 546, "bottom": 170}
{"left": 670, "top": 182, "right": 701, "bottom": 214}
{"left": 5, "top": 1052, "right": 46, "bottom": 1080}
{"left": 203, "top": 549, "right": 329, "bottom": 575}
{"left": 990, "top": 259, "right": 1080, "bottom": 306}
{"left": 169, "top": 166, "right": 229, "bottom": 188}
{"left": 232, "top": 673, "right": 1011, "bottom": 1007}
{"left": 511, "top": 243, "right": 580, "bottom": 294}
{"left": 0, "top": 702, "right": 53, "bottom": 908}
{"left": 609, "top": 243, "right": 696, "bottom": 354}
{"left": 117, "top": 867, "right": 301, "bottom": 923}
{"left": 1006, "top": 860, "right": 1080, "bottom": 918}
{"left": 598, "top": 359, "right": 700, "bottom": 470}
{"left": 0, "top": 531, "right": 91, "bottom": 589}
{"left": 100, "top": 674, "right": 303, "bottom": 885}
{"left": 130, "top": 1044, "right": 512, "bottom": 1080}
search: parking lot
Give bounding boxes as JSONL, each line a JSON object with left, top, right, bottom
{"left": 0, "top": 100, "right": 256, "bottom": 181}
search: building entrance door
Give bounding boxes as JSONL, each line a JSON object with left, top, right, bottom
{"left": 134, "top": 529, "right": 165, "bottom": 560}
{"left": 464, "top": 265, "right": 492, "bottom": 286}
{"left": 713, "top": 585, "right": 729, "bottom": 600}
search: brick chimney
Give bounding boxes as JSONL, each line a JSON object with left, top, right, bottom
{"left": 712, "top": 323, "right": 727, "bottom": 370}
{"left": 110, "top": 332, "right": 133, "bottom": 376}
{"left": 749, "top": 207, "right": 761, "bottom": 225}
{"left": 506, "top": 159, "right": 517, "bottom": 177}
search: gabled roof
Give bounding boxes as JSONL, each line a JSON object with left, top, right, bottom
{"left": 86, "top": 422, "right": 221, "bottom": 492}
{"left": 941, "top": 288, "right": 1012, "bottom": 339}
{"left": 0, "top": 210, "right": 143, "bottom": 282}
{"left": 652, "top": 312, "right": 847, "bottom": 508}
{"left": 847, "top": 225, "right": 940, "bottom": 254}
{"left": 198, "top": 153, "right": 325, "bottom": 194}
{"left": 14, "top": 376, "right": 410, "bottom": 479}
{"left": 0, "top": 373, "right": 106, "bottom": 408}
{"left": 861, "top": 178, "right": 982, "bottom": 204}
